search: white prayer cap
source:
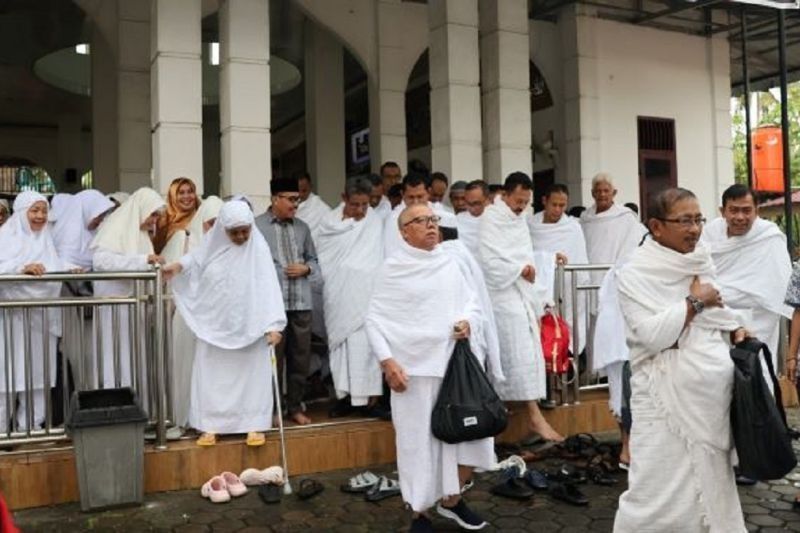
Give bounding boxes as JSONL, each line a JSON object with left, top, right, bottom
{"left": 219, "top": 200, "right": 254, "bottom": 229}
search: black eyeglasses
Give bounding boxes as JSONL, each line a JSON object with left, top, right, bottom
{"left": 277, "top": 194, "right": 301, "bottom": 204}
{"left": 403, "top": 215, "right": 441, "bottom": 227}
{"left": 658, "top": 216, "right": 706, "bottom": 229}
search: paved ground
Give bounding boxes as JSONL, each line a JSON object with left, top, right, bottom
{"left": 14, "top": 411, "right": 800, "bottom": 532}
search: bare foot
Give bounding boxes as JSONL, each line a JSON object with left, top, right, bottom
{"left": 528, "top": 402, "right": 564, "bottom": 442}
{"left": 290, "top": 411, "right": 312, "bottom": 425}
{"left": 620, "top": 436, "right": 631, "bottom": 466}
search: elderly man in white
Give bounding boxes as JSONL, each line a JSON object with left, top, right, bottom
{"left": 700, "top": 183, "right": 791, "bottom": 394}
{"left": 366, "top": 203, "right": 490, "bottom": 533}
{"left": 316, "top": 177, "right": 385, "bottom": 416}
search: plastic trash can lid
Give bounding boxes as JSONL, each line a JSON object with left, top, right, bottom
{"left": 66, "top": 387, "right": 148, "bottom": 429}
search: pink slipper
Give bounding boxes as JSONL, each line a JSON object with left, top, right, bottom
{"left": 220, "top": 471, "right": 248, "bottom": 497}
{"left": 200, "top": 475, "right": 230, "bottom": 503}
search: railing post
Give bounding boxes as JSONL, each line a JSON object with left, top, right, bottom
{"left": 154, "top": 265, "right": 168, "bottom": 450}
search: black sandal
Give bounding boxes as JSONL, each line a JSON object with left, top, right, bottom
{"left": 258, "top": 483, "right": 282, "bottom": 504}
{"left": 549, "top": 481, "right": 588, "bottom": 506}
{"left": 297, "top": 478, "right": 324, "bottom": 500}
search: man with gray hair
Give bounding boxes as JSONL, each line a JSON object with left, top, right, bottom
{"left": 316, "top": 177, "right": 386, "bottom": 416}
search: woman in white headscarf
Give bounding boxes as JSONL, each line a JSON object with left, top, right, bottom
{"left": 51, "top": 190, "right": 115, "bottom": 270}
{"left": 164, "top": 200, "right": 286, "bottom": 447}
{"left": 0, "top": 192, "right": 68, "bottom": 431}
{"left": 90, "top": 188, "right": 165, "bottom": 394}
{"left": 161, "top": 196, "right": 224, "bottom": 433}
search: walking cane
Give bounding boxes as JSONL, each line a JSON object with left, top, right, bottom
{"left": 270, "top": 343, "right": 292, "bottom": 495}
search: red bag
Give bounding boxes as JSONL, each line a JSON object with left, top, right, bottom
{"left": 0, "top": 491, "right": 18, "bottom": 533}
{"left": 540, "top": 310, "right": 571, "bottom": 374}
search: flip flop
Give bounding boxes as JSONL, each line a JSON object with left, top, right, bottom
{"left": 258, "top": 483, "right": 282, "bottom": 504}
{"left": 297, "top": 478, "right": 324, "bottom": 500}
{"left": 340, "top": 471, "right": 380, "bottom": 493}
{"left": 246, "top": 432, "right": 266, "bottom": 447}
{"left": 364, "top": 476, "right": 401, "bottom": 502}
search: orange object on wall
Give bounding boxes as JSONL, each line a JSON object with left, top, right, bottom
{"left": 752, "top": 126, "right": 784, "bottom": 193}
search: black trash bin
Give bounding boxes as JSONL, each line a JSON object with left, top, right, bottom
{"left": 67, "top": 388, "right": 147, "bottom": 511}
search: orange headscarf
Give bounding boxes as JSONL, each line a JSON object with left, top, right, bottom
{"left": 154, "top": 177, "right": 199, "bottom": 253}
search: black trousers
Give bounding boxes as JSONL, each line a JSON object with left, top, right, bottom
{"left": 275, "top": 310, "right": 312, "bottom": 414}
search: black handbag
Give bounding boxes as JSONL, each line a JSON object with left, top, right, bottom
{"left": 730, "top": 339, "right": 797, "bottom": 480}
{"left": 431, "top": 339, "right": 508, "bottom": 444}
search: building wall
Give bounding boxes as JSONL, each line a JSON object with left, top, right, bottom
{"left": 593, "top": 18, "right": 733, "bottom": 216}
{"left": 530, "top": 20, "right": 564, "bottom": 177}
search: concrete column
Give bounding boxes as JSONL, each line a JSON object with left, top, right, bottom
{"left": 117, "top": 2, "right": 152, "bottom": 191}
{"left": 305, "top": 22, "right": 345, "bottom": 205}
{"left": 219, "top": 0, "right": 271, "bottom": 209}
{"left": 559, "top": 4, "right": 600, "bottom": 204}
{"left": 428, "top": 0, "right": 483, "bottom": 182}
{"left": 479, "top": 0, "right": 531, "bottom": 184}
{"left": 369, "top": 0, "right": 409, "bottom": 175}
{"left": 708, "top": 35, "right": 734, "bottom": 216}
{"left": 89, "top": 1, "right": 119, "bottom": 193}
{"left": 150, "top": 0, "right": 204, "bottom": 195}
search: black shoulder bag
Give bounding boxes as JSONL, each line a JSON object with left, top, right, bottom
{"left": 431, "top": 339, "right": 508, "bottom": 444}
{"left": 730, "top": 338, "right": 797, "bottom": 480}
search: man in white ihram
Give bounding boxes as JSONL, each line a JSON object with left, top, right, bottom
{"left": 366, "top": 203, "right": 491, "bottom": 533}
{"left": 701, "top": 183, "right": 791, "bottom": 394}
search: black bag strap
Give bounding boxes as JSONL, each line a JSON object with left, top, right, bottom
{"left": 742, "top": 340, "right": 789, "bottom": 428}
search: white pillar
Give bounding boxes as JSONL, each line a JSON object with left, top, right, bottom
{"left": 479, "top": 0, "right": 531, "bottom": 184}
{"left": 369, "top": 0, "right": 410, "bottom": 175}
{"left": 219, "top": 0, "right": 271, "bottom": 210}
{"left": 151, "top": 0, "right": 204, "bottom": 195}
{"left": 559, "top": 4, "right": 600, "bottom": 204}
{"left": 305, "top": 22, "right": 345, "bottom": 205}
{"left": 428, "top": 0, "right": 483, "bottom": 182}
{"left": 89, "top": 1, "right": 119, "bottom": 193}
{"left": 118, "top": 1, "right": 152, "bottom": 191}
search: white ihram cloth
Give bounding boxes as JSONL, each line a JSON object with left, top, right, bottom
{"left": 479, "top": 198, "right": 548, "bottom": 401}
{"left": 374, "top": 196, "right": 392, "bottom": 221}
{"left": 365, "top": 241, "right": 492, "bottom": 512}
{"left": 456, "top": 211, "right": 482, "bottom": 258}
{"left": 90, "top": 188, "right": 165, "bottom": 392}
{"left": 0, "top": 192, "right": 65, "bottom": 429}
{"left": 580, "top": 204, "right": 644, "bottom": 273}
{"left": 296, "top": 193, "right": 331, "bottom": 236}
{"left": 316, "top": 205, "right": 384, "bottom": 406}
{"left": 382, "top": 202, "right": 454, "bottom": 259}
{"left": 593, "top": 267, "right": 631, "bottom": 417}
{"left": 528, "top": 212, "right": 590, "bottom": 354}
{"left": 50, "top": 190, "right": 114, "bottom": 270}
{"left": 172, "top": 201, "right": 287, "bottom": 434}
{"left": 162, "top": 196, "right": 224, "bottom": 427}
{"left": 613, "top": 240, "right": 745, "bottom": 533}
{"left": 439, "top": 240, "right": 504, "bottom": 383}
{"left": 701, "top": 217, "right": 791, "bottom": 393}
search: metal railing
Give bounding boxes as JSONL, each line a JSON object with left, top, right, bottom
{"left": 0, "top": 268, "right": 169, "bottom": 448}
{"left": 550, "top": 263, "right": 612, "bottom": 406}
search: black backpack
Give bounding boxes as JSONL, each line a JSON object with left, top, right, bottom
{"left": 431, "top": 339, "right": 508, "bottom": 444}
{"left": 730, "top": 339, "right": 797, "bottom": 480}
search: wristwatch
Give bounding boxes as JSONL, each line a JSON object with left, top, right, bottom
{"left": 686, "top": 295, "right": 705, "bottom": 314}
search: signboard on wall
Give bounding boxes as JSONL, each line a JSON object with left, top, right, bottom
{"left": 350, "top": 128, "right": 370, "bottom": 166}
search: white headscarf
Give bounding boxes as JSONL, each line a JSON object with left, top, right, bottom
{"left": 108, "top": 191, "right": 130, "bottom": 206}
{"left": 50, "top": 190, "right": 115, "bottom": 269}
{"left": 90, "top": 188, "right": 165, "bottom": 255}
{"left": 187, "top": 195, "right": 223, "bottom": 249}
{"left": 0, "top": 191, "right": 65, "bottom": 298}
{"left": 171, "top": 200, "right": 287, "bottom": 350}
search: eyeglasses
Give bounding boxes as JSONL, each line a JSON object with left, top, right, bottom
{"left": 658, "top": 216, "right": 706, "bottom": 228}
{"left": 277, "top": 194, "right": 301, "bottom": 204}
{"left": 403, "top": 215, "right": 441, "bottom": 227}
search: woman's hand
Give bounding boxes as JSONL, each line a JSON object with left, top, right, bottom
{"left": 22, "top": 263, "right": 46, "bottom": 276}
{"left": 147, "top": 254, "right": 165, "bottom": 265}
{"left": 266, "top": 331, "right": 283, "bottom": 346}
{"left": 161, "top": 262, "right": 183, "bottom": 281}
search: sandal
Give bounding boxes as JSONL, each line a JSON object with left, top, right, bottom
{"left": 364, "top": 476, "right": 401, "bottom": 502}
{"left": 340, "top": 471, "right": 380, "bottom": 493}
{"left": 197, "top": 432, "right": 216, "bottom": 447}
{"left": 523, "top": 468, "right": 549, "bottom": 491}
{"left": 258, "top": 483, "right": 283, "bottom": 504}
{"left": 549, "top": 481, "right": 588, "bottom": 506}
{"left": 297, "top": 478, "right": 324, "bottom": 500}
{"left": 246, "top": 432, "right": 266, "bottom": 447}
{"left": 587, "top": 465, "right": 617, "bottom": 486}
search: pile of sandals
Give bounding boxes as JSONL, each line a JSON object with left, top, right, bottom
{"left": 340, "top": 471, "right": 402, "bottom": 502}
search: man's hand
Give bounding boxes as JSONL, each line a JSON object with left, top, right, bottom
{"left": 555, "top": 253, "right": 568, "bottom": 266}
{"left": 147, "top": 254, "right": 165, "bottom": 265}
{"left": 285, "top": 263, "right": 310, "bottom": 279}
{"left": 690, "top": 276, "right": 722, "bottom": 308}
{"left": 730, "top": 327, "right": 751, "bottom": 345}
{"left": 266, "top": 331, "right": 283, "bottom": 346}
{"left": 381, "top": 358, "right": 408, "bottom": 393}
{"left": 521, "top": 264, "right": 536, "bottom": 283}
{"left": 22, "top": 263, "right": 46, "bottom": 276}
{"left": 453, "top": 320, "right": 471, "bottom": 339}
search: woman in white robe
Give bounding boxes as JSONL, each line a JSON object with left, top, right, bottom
{"left": 161, "top": 196, "right": 223, "bottom": 430}
{"left": 90, "top": 188, "right": 166, "bottom": 395}
{"left": 613, "top": 188, "right": 747, "bottom": 533}
{"left": 164, "top": 200, "right": 286, "bottom": 447}
{"left": 0, "top": 192, "right": 68, "bottom": 431}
